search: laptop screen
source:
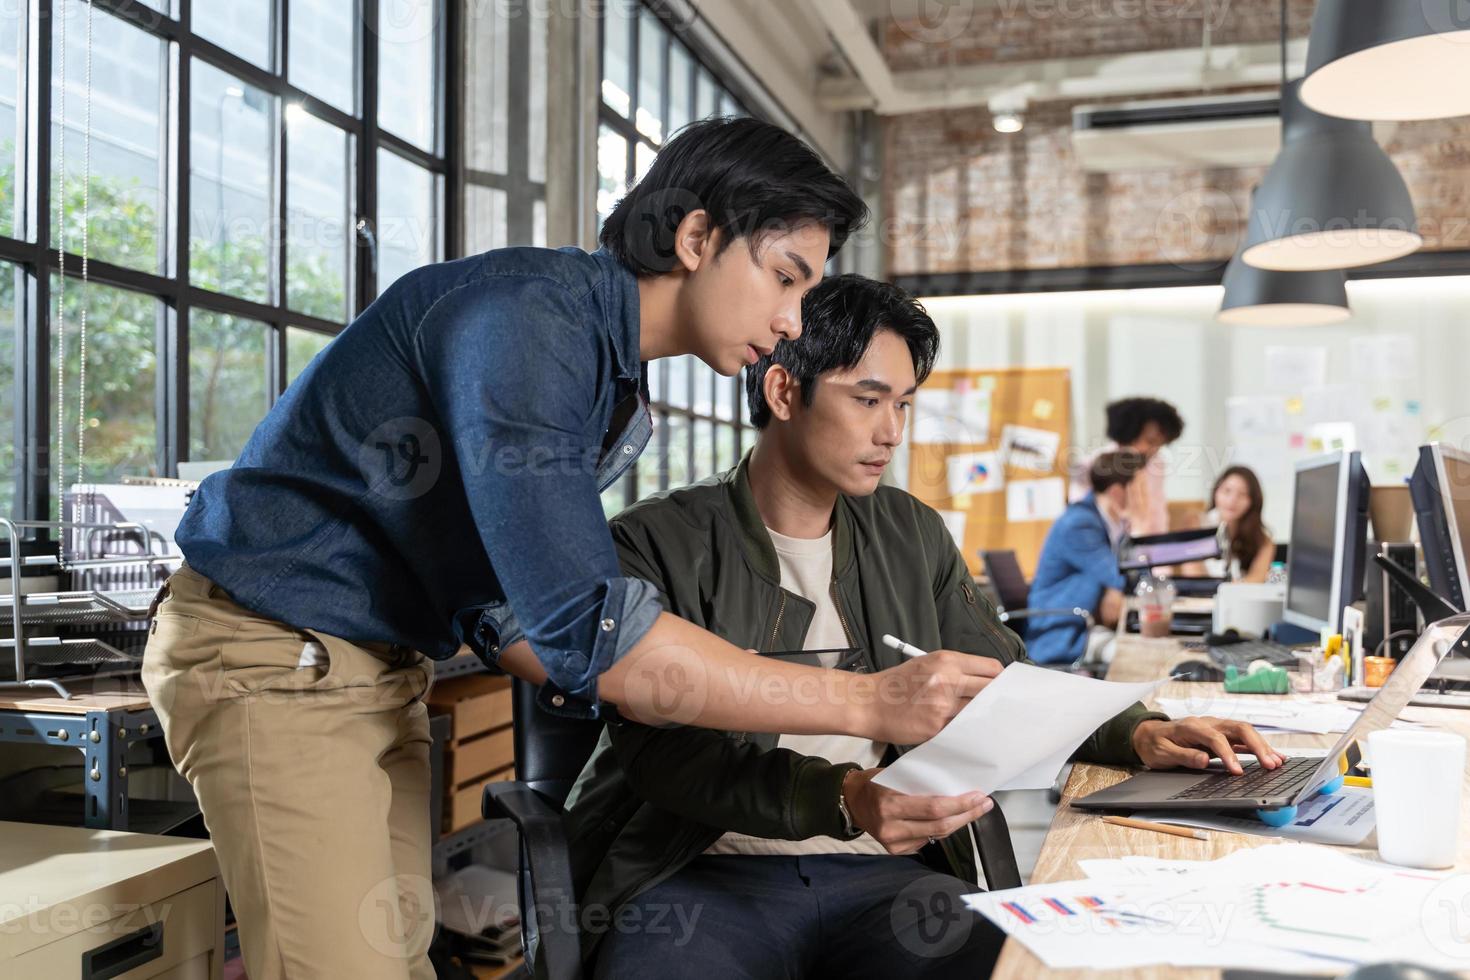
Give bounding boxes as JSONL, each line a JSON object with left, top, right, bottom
{"left": 1296, "top": 615, "right": 1470, "bottom": 801}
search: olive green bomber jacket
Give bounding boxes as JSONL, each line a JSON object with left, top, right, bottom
{"left": 562, "top": 455, "right": 1165, "bottom": 960}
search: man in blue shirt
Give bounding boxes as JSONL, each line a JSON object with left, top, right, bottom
{"left": 1025, "top": 450, "right": 1145, "bottom": 665}
{"left": 142, "top": 119, "right": 1000, "bottom": 979}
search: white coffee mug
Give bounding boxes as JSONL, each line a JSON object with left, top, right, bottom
{"left": 1368, "top": 729, "right": 1466, "bottom": 869}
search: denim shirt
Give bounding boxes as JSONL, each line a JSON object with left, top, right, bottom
{"left": 175, "top": 246, "right": 661, "bottom": 716}
{"left": 1024, "top": 494, "right": 1127, "bottom": 665}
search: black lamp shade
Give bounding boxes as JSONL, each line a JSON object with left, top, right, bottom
{"left": 1218, "top": 251, "right": 1350, "bottom": 326}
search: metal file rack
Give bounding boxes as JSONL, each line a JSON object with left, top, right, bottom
{"left": 1, "top": 517, "right": 182, "bottom": 700}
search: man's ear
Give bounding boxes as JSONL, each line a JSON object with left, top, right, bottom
{"left": 762, "top": 365, "right": 800, "bottom": 424}
{"left": 672, "top": 210, "right": 714, "bottom": 275}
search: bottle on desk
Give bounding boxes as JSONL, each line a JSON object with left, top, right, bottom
{"left": 1135, "top": 572, "right": 1176, "bottom": 638}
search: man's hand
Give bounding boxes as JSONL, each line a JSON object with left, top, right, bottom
{"left": 859, "top": 652, "right": 1004, "bottom": 745}
{"left": 842, "top": 768, "right": 993, "bottom": 855}
{"left": 1132, "top": 717, "right": 1287, "bottom": 775}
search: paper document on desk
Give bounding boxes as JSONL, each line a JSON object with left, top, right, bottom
{"left": 1134, "top": 785, "right": 1376, "bottom": 846}
{"left": 1155, "top": 696, "right": 1421, "bottom": 735}
{"left": 964, "top": 842, "right": 1465, "bottom": 972}
{"left": 872, "top": 664, "right": 1164, "bottom": 796}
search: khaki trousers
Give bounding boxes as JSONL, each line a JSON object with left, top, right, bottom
{"left": 142, "top": 566, "right": 437, "bottom": 980}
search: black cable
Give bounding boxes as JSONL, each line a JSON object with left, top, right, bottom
{"left": 1374, "top": 629, "right": 1420, "bottom": 660}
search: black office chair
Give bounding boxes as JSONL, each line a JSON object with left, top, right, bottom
{"left": 485, "top": 678, "right": 1023, "bottom": 980}
{"left": 980, "top": 549, "right": 1095, "bottom": 640}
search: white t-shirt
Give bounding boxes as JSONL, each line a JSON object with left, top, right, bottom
{"left": 704, "top": 526, "right": 889, "bottom": 857}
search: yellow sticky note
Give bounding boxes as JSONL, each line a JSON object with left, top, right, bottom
{"left": 1372, "top": 397, "right": 1391, "bottom": 412}
{"left": 1285, "top": 397, "right": 1304, "bottom": 416}
{"left": 952, "top": 493, "right": 973, "bottom": 509}
{"left": 1308, "top": 437, "right": 1325, "bottom": 453}
{"left": 978, "top": 376, "right": 996, "bottom": 392}
{"left": 1032, "top": 398, "right": 1055, "bottom": 421}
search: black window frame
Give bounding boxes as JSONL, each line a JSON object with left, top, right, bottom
{"left": 1, "top": 0, "right": 461, "bottom": 529}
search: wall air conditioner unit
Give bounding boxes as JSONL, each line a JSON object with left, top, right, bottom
{"left": 1072, "top": 94, "right": 1282, "bottom": 172}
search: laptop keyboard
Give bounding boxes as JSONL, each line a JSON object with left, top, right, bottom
{"left": 1166, "top": 755, "right": 1322, "bottom": 802}
{"left": 1207, "top": 639, "right": 1301, "bottom": 670}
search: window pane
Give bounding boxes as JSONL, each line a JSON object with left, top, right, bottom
{"left": 716, "top": 374, "right": 736, "bottom": 420}
{"left": 189, "top": 311, "right": 269, "bottom": 463}
{"left": 634, "top": 141, "right": 654, "bottom": 184}
{"left": 379, "top": 0, "right": 436, "bottom": 152}
{"left": 287, "top": 326, "right": 333, "bottom": 386}
{"left": 596, "top": 125, "right": 627, "bottom": 226}
{"left": 0, "top": 263, "right": 15, "bottom": 517}
{"left": 718, "top": 424, "right": 736, "bottom": 470}
{"left": 193, "top": 0, "right": 272, "bottom": 68}
{"left": 376, "top": 149, "right": 440, "bottom": 293}
{"left": 666, "top": 415, "right": 690, "bottom": 489}
{"left": 601, "top": 0, "right": 632, "bottom": 117}
{"left": 50, "top": 276, "right": 158, "bottom": 511}
{"left": 667, "top": 43, "right": 692, "bottom": 137}
{"left": 720, "top": 93, "right": 740, "bottom": 118}
{"left": 0, "top": 6, "right": 21, "bottom": 239}
{"left": 637, "top": 414, "right": 665, "bottom": 501}
{"left": 666, "top": 355, "right": 690, "bottom": 409}
{"left": 693, "top": 421, "right": 714, "bottom": 481}
{"left": 466, "top": 185, "right": 507, "bottom": 254}
{"left": 466, "top": 0, "right": 508, "bottom": 175}
{"left": 291, "top": 0, "right": 356, "bottom": 114}
{"left": 528, "top": 3, "right": 547, "bottom": 183}
{"left": 646, "top": 358, "right": 664, "bottom": 403}
{"left": 191, "top": 61, "right": 274, "bottom": 303}
{"left": 287, "top": 109, "right": 350, "bottom": 322}
{"left": 52, "top": 5, "right": 164, "bottom": 273}
{"left": 532, "top": 199, "right": 546, "bottom": 247}
{"left": 695, "top": 69, "right": 718, "bottom": 119}
{"left": 693, "top": 366, "right": 714, "bottom": 417}
{"left": 635, "top": 10, "right": 664, "bottom": 143}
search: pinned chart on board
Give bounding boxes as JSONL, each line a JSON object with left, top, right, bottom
{"left": 907, "top": 367, "right": 1071, "bottom": 577}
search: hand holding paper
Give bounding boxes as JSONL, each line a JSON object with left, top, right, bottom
{"left": 873, "top": 663, "right": 1165, "bottom": 796}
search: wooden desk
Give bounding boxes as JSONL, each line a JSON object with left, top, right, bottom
{"left": 992, "top": 634, "right": 1470, "bottom": 979}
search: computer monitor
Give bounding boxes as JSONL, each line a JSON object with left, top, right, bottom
{"left": 1409, "top": 442, "right": 1470, "bottom": 611}
{"left": 1282, "top": 450, "right": 1370, "bottom": 634}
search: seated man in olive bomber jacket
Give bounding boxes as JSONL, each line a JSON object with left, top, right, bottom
{"left": 563, "top": 275, "right": 1283, "bottom": 980}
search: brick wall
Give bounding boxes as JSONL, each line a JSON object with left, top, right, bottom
{"left": 879, "top": 2, "right": 1470, "bottom": 276}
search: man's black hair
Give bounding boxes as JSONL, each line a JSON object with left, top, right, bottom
{"left": 1105, "top": 397, "right": 1184, "bottom": 445}
{"left": 599, "top": 117, "right": 869, "bottom": 277}
{"left": 744, "top": 274, "right": 939, "bottom": 429}
{"left": 1090, "top": 449, "right": 1148, "bottom": 495}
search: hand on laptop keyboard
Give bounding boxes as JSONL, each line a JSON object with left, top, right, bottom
{"left": 1131, "top": 716, "right": 1287, "bottom": 774}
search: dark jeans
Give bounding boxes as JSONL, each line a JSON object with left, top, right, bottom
{"left": 591, "top": 853, "right": 1005, "bottom": 980}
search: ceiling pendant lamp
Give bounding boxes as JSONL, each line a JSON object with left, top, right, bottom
{"left": 1300, "top": 0, "right": 1470, "bottom": 121}
{"left": 1240, "top": 79, "right": 1421, "bottom": 272}
{"left": 1217, "top": 249, "right": 1350, "bottom": 326}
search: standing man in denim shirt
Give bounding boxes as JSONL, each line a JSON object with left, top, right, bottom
{"left": 142, "top": 118, "right": 1001, "bottom": 979}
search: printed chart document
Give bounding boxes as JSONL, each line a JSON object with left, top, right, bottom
{"left": 964, "top": 843, "right": 1465, "bottom": 972}
{"left": 872, "top": 664, "right": 1164, "bottom": 796}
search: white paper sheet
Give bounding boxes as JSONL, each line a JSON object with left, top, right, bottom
{"left": 1153, "top": 696, "right": 1419, "bottom": 735}
{"left": 964, "top": 843, "right": 1465, "bottom": 972}
{"left": 946, "top": 450, "right": 1005, "bottom": 496}
{"left": 1133, "top": 785, "right": 1376, "bottom": 846}
{"left": 1005, "top": 477, "right": 1066, "bottom": 522}
{"left": 998, "top": 424, "right": 1060, "bottom": 473}
{"left": 912, "top": 387, "right": 991, "bottom": 445}
{"left": 872, "top": 664, "right": 1165, "bottom": 796}
{"left": 1264, "top": 345, "right": 1327, "bottom": 392}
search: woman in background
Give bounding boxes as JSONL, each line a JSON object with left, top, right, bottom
{"left": 1203, "top": 465, "right": 1275, "bottom": 582}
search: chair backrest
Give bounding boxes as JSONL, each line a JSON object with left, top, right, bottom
{"left": 981, "top": 549, "right": 1031, "bottom": 612}
{"left": 511, "top": 679, "right": 605, "bottom": 805}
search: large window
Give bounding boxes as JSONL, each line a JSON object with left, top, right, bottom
{"left": 598, "top": 2, "right": 755, "bottom": 511}
{"left": 0, "top": 0, "right": 456, "bottom": 521}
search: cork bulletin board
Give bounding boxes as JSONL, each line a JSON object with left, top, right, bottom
{"left": 907, "top": 367, "right": 1072, "bottom": 578}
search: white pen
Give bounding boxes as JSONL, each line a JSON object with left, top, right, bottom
{"left": 882, "top": 633, "right": 928, "bottom": 659}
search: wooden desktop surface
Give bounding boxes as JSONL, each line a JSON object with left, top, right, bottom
{"left": 991, "top": 633, "right": 1470, "bottom": 979}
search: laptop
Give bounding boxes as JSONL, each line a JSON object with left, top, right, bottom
{"left": 1071, "top": 613, "right": 1470, "bottom": 813}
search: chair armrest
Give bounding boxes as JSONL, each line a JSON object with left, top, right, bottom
{"left": 997, "top": 607, "right": 1096, "bottom": 630}
{"left": 484, "top": 783, "right": 583, "bottom": 980}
